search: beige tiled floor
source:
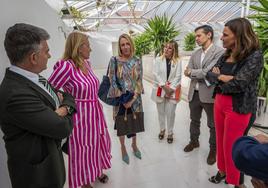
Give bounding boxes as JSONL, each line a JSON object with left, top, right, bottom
{"left": 62, "top": 69, "right": 267, "bottom": 188}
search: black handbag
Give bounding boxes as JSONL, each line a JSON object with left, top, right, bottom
{"left": 115, "top": 108, "right": 145, "bottom": 136}
{"left": 98, "top": 57, "right": 122, "bottom": 106}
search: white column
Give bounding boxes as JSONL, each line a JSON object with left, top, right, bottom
{"left": 241, "top": 0, "right": 246, "bottom": 17}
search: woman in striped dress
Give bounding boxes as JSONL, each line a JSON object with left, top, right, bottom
{"left": 48, "top": 31, "right": 111, "bottom": 188}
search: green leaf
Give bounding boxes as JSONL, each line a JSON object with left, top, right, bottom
{"left": 259, "top": 0, "right": 268, "bottom": 10}
{"left": 145, "top": 14, "right": 180, "bottom": 56}
{"left": 183, "top": 32, "right": 196, "bottom": 51}
{"left": 250, "top": 0, "right": 268, "bottom": 99}
{"left": 250, "top": 5, "right": 268, "bottom": 12}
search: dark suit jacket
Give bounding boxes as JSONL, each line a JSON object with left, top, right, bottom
{"left": 0, "top": 69, "right": 76, "bottom": 188}
{"left": 232, "top": 136, "right": 268, "bottom": 183}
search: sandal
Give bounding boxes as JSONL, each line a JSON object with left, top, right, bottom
{"left": 158, "top": 130, "right": 165, "bottom": 140}
{"left": 98, "top": 174, "right": 109, "bottom": 184}
{"left": 167, "top": 134, "right": 173, "bottom": 144}
{"left": 208, "top": 171, "right": 226, "bottom": 184}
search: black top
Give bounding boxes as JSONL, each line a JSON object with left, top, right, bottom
{"left": 207, "top": 50, "right": 264, "bottom": 114}
{"left": 166, "top": 58, "right": 171, "bottom": 80}
{"left": 214, "top": 61, "right": 237, "bottom": 95}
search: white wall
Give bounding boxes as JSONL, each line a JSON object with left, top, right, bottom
{"left": 0, "top": 0, "right": 68, "bottom": 187}
{"left": 89, "top": 36, "right": 113, "bottom": 70}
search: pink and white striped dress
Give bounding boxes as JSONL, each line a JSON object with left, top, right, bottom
{"left": 48, "top": 59, "right": 112, "bottom": 188}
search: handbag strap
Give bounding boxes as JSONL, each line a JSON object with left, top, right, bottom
{"left": 123, "top": 107, "right": 136, "bottom": 121}
{"left": 106, "top": 56, "right": 123, "bottom": 92}
{"left": 114, "top": 57, "right": 123, "bottom": 92}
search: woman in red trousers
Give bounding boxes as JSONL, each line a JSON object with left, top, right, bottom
{"left": 206, "top": 18, "right": 264, "bottom": 188}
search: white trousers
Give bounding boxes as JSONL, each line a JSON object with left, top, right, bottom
{"left": 156, "top": 99, "right": 177, "bottom": 135}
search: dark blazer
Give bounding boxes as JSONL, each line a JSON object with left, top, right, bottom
{"left": 232, "top": 136, "right": 268, "bottom": 183}
{"left": 0, "top": 69, "right": 76, "bottom": 188}
{"left": 207, "top": 50, "right": 264, "bottom": 114}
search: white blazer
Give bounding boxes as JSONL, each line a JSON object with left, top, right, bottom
{"left": 151, "top": 56, "right": 182, "bottom": 104}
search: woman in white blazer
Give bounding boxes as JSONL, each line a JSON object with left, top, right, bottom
{"left": 151, "top": 40, "right": 182, "bottom": 143}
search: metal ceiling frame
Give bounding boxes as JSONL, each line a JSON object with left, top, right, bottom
{"left": 187, "top": 1, "right": 209, "bottom": 22}
{"left": 195, "top": 2, "right": 220, "bottom": 22}
{"left": 59, "top": 0, "right": 257, "bottom": 33}
{"left": 86, "top": 2, "right": 128, "bottom": 28}
{"left": 205, "top": 2, "right": 230, "bottom": 22}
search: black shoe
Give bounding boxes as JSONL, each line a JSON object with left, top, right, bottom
{"left": 208, "top": 171, "right": 226, "bottom": 184}
{"left": 183, "top": 141, "right": 199, "bottom": 152}
{"left": 207, "top": 149, "right": 216, "bottom": 165}
{"left": 158, "top": 130, "right": 165, "bottom": 140}
{"left": 167, "top": 134, "right": 173, "bottom": 144}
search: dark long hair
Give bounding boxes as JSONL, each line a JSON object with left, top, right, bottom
{"left": 224, "top": 18, "right": 260, "bottom": 62}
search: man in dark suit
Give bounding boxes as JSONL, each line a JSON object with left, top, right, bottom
{"left": 0, "top": 23, "right": 76, "bottom": 188}
{"left": 184, "top": 25, "right": 224, "bottom": 165}
{"left": 233, "top": 134, "right": 268, "bottom": 188}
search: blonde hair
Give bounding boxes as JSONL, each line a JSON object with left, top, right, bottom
{"left": 63, "top": 31, "right": 89, "bottom": 69}
{"left": 118, "top": 34, "right": 135, "bottom": 58}
{"left": 161, "top": 40, "right": 180, "bottom": 64}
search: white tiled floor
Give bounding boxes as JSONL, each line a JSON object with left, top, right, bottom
{"left": 64, "top": 70, "right": 254, "bottom": 188}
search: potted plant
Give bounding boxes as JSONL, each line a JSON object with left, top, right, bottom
{"left": 144, "top": 14, "right": 180, "bottom": 57}
{"left": 183, "top": 32, "right": 196, "bottom": 51}
{"left": 249, "top": 0, "right": 268, "bottom": 124}
{"left": 134, "top": 32, "right": 153, "bottom": 58}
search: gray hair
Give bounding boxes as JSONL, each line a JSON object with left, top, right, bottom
{"left": 4, "top": 23, "right": 50, "bottom": 65}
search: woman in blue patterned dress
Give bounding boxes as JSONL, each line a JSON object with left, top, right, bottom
{"left": 108, "top": 34, "right": 143, "bottom": 165}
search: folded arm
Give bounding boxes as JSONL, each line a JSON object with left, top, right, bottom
{"left": 7, "top": 90, "right": 75, "bottom": 139}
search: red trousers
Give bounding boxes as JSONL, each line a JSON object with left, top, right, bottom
{"left": 214, "top": 94, "right": 251, "bottom": 186}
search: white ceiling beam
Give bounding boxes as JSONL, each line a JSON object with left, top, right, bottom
{"left": 218, "top": 3, "right": 240, "bottom": 21}
{"left": 87, "top": 3, "right": 128, "bottom": 29}
{"left": 171, "top": 1, "right": 186, "bottom": 19}
{"left": 62, "top": 16, "right": 145, "bottom": 20}
{"left": 181, "top": 1, "right": 198, "bottom": 21}
{"left": 187, "top": 2, "right": 209, "bottom": 22}
{"left": 141, "top": 0, "right": 168, "bottom": 17}
{"left": 196, "top": 2, "right": 220, "bottom": 22}
{"left": 205, "top": 2, "right": 230, "bottom": 22}
{"left": 241, "top": 0, "right": 246, "bottom": 17}
{"left": 245, "top": 0, "right": 251, "bottom": 16}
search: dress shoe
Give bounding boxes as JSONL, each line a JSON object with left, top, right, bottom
{"left": 183, "top": 141, "right": 199, "bottom": 152}
{"left": 208, "top": 171, "right": 226, "bottom": 184}
{"left": 122, "top": 153, "right": 129, "bottom": 164}
{"left": 158, "top": 129, "right": 165, "bottom": 140}
{"left": 167, "top": 134, "right": 173, "bottom": 144}
{"left": 133, "top": 150, "right": 142, "bottom": 159}
{"left": 207, "top": 149, "right": 216, "bottom": 165}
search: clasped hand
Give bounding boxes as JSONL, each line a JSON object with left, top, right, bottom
{"left": 55, "top": 92, "right": 68, "bottom": 117}
{"left": 212, "top": 67, "right": 234, "bottom": 83}
{"left": 162, "top": 85, "right": 174, "bottom": 97}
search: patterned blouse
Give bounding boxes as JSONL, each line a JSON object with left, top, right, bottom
{"left": 107, "top": 56, "right": 143, "bottom": 117}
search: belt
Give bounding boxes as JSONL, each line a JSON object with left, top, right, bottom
{"left": 75, "top": 99, "right": 98, "bottom": 102}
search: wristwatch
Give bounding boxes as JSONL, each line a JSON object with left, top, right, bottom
{"left": 65, "top": 106, "right": 74, "bottom": 115}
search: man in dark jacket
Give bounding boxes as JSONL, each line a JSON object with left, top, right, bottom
{"left": 0, "top": 23, "right": 76, "bottom": 188}
{"left": 233, "top": 134, "right": 268, "bottom": 188}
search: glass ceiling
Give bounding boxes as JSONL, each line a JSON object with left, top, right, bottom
{"left": 45, "top": 0, "right": 259, "bottom": 39}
